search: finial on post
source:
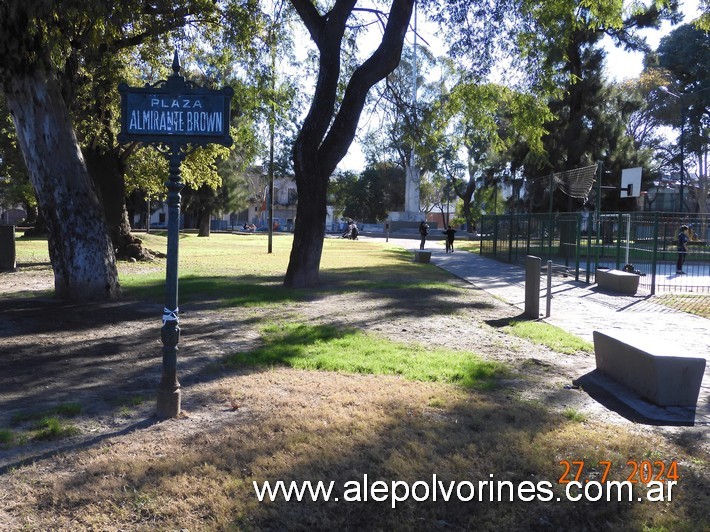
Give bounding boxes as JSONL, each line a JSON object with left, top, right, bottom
{"left": 172, "top": 50, "right": 181, "bottom": 75}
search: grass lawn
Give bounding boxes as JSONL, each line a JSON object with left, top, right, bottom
{"left": 2, "top": 231, "right": 708, "bottom": 531}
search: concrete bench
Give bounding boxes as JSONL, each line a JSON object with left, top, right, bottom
{"left": 596, "top": 268, "right": 640, "bottom": 295}
{"left": 414, "top": 250, "right": 431, "bottom": 263}
{"left": 593, "top": 330, "right": 706, "bottom": 406}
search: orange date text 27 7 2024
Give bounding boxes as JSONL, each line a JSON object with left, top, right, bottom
{"left": 558, "top": 460, "right": 679, "bottom": 484}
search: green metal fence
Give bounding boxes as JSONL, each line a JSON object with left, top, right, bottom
{"left": 480, "top": 212, "right": 710, "bottom": 294}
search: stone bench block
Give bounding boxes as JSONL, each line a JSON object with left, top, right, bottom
{"left": 593, "top": 330, "right": 706, "bottom": 406}
{"left": 414, "top": 250, "right": 431, "bottom": 263}
{"left": 596, "top": 268, "right": 640, "bottom": 295}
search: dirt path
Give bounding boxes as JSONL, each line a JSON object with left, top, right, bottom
{"left": 0, "top": 267, "right": 659, "bottom": 470}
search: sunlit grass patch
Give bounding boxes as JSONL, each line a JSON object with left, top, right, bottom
{"left": 227, "top": 323, "right": 507, "bottom": 389}
{"left": 7, "top": 403, "right": 82, "bottom": 443}
{"left": 14, "top": 231, "right": 51, "bottom": 268}
{"left": 456, "top": 241, "right": 481, "bottom": 254}
{"left": 563, "top": 407, "right": 587, "bottom": 423}
{"left": 502, "top": 320, "right": 592, "bottom": 354}
{"left": 118, "top": 233, "right": 464, "bottom": 306}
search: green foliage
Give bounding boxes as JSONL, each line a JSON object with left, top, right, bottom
{"left": 0, "top": 428, "right": 14, "bottom": 445}
{"left": 10, "top": 403, "right": 82, "bottom": 441}
{"left": 330, "top": 163, "right": 405, "bottom": 222}
{"left": 425, "top": 0, "right": 678, "bottom": 217}
{"left": 0, "top": 0, "right": 267, "bottom": 232}
{"left": 697, "top": 5, "right": 710, "bottom": 31}
{"left": 470, "top": 181, "right": 506, "bottom": 218}
{"left": 563, "top": 407, "right": 587, "bottom": 423}
{"left": 656, "top": 22, "right": 710, "bottom": 193}
{"left": 425, "top": 80, "right": 551, "bottom": 227}
{"left": 130, "top": 395, "right": 145, "bottom": 406}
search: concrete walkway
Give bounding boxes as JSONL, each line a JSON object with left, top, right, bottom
{"left": 372, "top": 236, "right": 710, "bottom": 426}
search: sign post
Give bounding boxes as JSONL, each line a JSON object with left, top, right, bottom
{"left": 118, "top": 51, "right": 233, "bottom": 418}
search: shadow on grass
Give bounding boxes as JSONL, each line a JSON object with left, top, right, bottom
{"left": 0, "top": 417, "right": 159, "bottom": 476}
{"left": 122, "top": 273, "right": 308, "bottom": 307}
{"left": 485, "top": 313, "right": 533, "bottom": 328}
{"left": 120, "top": 250, "right": 498, "bottom": 323}
{"left": 15, "top": 261, "right": 52, "bottom": 268}
{"left": 12, "top": 371, "right": 707, "bottom": 531}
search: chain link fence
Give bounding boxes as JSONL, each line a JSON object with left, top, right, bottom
{"left": 480, "top": 212, "right": 710, "bottom": 294}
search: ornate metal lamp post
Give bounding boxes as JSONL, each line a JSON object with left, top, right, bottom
{"left": 119, "top": 51, "right": 233, "bottom": 417}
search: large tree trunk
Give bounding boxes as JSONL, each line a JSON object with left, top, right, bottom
{"left": 84, "top": 147, "right": 150, "bottom": 260}
{"left": 197, "top": 207, "right": 212, "bottom": 237}
{"left": 285, "top": 0, "right": 414, "bottom": 288}
{"left": 4, "top": 69, "right": 120, "bottom": 300}
{"left": 286, "top": 159, "right": 329, "bottom": 287}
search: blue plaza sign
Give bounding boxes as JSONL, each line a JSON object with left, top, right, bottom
{"left": 118, "top": 74, "right": 233, "bottom": 147}
{"left": 125, "top": 94, "right": 226, "bottom": 136}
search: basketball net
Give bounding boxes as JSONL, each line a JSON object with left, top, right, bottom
{"left": 551, "top": 164, "right": 597, "bottom": 202}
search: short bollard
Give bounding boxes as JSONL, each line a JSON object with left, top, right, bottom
{"left": 524, "top": 255, "right": 541, "bottom": 319}
{"left": 546, "top": 260, "right": 552, "bottom": 318}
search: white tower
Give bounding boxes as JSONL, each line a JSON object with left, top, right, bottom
{"left": 392, "top": 0, "right": 424, "bottom": 222}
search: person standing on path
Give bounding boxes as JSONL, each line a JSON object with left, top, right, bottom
{"left": 676, "top": 224, "right": 690, "bottom": 274}
{"left": 443, "top": 225, "right": 457, "bottom": 253}
{"left": 419, "top": 221, "right": 428, "bottom": 250}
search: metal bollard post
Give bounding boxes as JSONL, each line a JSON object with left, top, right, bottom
{"left": 546, "top": 260, "right": 552, "bottom": 318}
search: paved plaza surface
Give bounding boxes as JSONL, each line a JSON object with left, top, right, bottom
{"left": 371, "top": 236, "right": 710, "bottom": 426}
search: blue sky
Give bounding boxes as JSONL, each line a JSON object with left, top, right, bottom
{"left": 604, "top": 0, "right": 700, "bottom": 81}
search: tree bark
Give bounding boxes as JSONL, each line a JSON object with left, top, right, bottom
{"left": 285, "top": 0, "right": 414, "bottom": 288}
{"left": 198, "top": 206, "right": 212, "bottom": 237}
{"left": 4, "top": 69, "right": 120, "bottom": 300}
{"left": 84, "top": 147, "right": 150, "bottom": 260}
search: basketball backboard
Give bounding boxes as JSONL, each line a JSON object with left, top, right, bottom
{"left": 620, "top": 167, "right": 642, "bottom": 198}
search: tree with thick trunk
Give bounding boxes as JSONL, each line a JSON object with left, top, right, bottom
{"left": 285, "top": 0, "right": 414, "bottom": 288}
{"left": 0, "top": 1, "right": 226, "bottom": 299}
{"left": 0, "top": 3, "right": 120, "bottom": 300}
{"left": 84, "top": 147, "right": 150, "bottom": 260}
{"left": 3, "top": 69, "right": 120, "bottom": 299}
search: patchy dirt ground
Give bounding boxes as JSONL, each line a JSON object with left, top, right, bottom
{"left": 1, "top": 265, "right": 707, "bottom": 529}
{"left": 0, "top": 266, "right": 692, "bottom": 464}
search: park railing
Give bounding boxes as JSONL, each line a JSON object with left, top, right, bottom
{"left": 479, "top": 212, "right": 710, "bottom": 294}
